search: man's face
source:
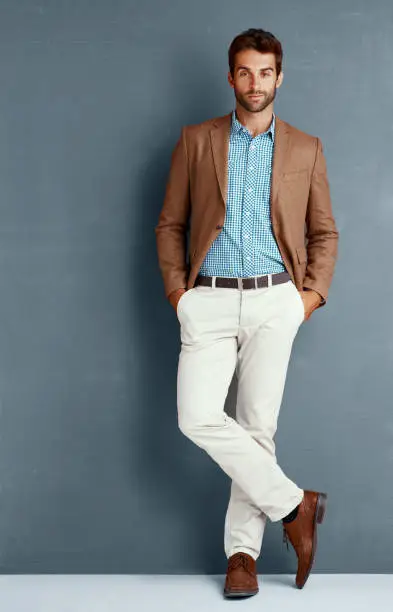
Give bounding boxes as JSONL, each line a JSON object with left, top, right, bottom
{"left": 228, "top": 49, "right": 283, "bottom": 113}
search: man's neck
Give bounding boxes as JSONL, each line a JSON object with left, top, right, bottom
{"left": 235, "top": 105, "right": 274, "bottom": 138}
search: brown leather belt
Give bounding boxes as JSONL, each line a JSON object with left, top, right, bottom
{"left": 194, "top": 271, "right": 291, "bottom": 290}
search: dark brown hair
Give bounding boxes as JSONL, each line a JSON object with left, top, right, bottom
{"left": 228, "top": 28, "right": 283, "bottom": 78}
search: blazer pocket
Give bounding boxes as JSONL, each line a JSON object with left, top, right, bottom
{"left": 282, "top": 168, "right": 309, "bottom": 181}
{"left": 296, "top": 245, "right": 308, "bottom": 264}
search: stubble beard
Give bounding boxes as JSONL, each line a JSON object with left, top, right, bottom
{"left": 235, "top": 85, "right": 277, "bottom": 114}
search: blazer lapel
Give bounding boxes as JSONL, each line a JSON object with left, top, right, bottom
{"left": 209, "top": 111, "right": 292, "bottom": 222}
{"left": 210, "top": 113, "right": 231, "bottom": 211}
{"left": 270, "top": 116, "right": 291, "bottom": 223}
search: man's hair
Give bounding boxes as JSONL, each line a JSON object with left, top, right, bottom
{"left": 228, "top": 28, "right": 283, "bottom": 78}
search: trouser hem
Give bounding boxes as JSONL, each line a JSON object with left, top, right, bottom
{"left": 269, "top": 489, "right": 304, "bottom": 522}
{"left": 226, "top": 547, "right": 258, "bottom": 561}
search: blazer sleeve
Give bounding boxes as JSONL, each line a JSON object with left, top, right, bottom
{"left": 302, "top": 136, "right": 339, "bottom": 308}
{"left": 154, "top": 127, "right": 191, "bottom": 299}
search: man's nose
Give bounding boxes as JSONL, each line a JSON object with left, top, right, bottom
{"left": 250, "top": 75, "right": 262, "bottom": 91}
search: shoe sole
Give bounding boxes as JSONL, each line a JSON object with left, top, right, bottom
{"left": 296, "top": 491, "right": 327, "bottom": 589}
{"left": 223, "top": 588, "right": 259, "bottom": 598}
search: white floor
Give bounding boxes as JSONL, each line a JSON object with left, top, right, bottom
{"left": 0, "top": 574, "right": 392, "bottom": 611}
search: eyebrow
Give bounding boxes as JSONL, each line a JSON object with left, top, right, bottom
{"left": 236, "top": 65, "right": 274, "bottom": 72}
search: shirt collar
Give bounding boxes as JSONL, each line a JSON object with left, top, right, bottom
{"left": 231, "top": 109, "right": 275, "bottom": 142}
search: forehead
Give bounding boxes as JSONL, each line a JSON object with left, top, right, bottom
{"left": 234, "top": 49, "right": 276, "bottom": 70}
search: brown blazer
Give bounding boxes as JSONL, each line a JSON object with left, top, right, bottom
{"left": 155, "top": 111, "right": 339, "bottom": 309}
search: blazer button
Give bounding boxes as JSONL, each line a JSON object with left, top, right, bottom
{"left": 216, "top": 224, "right": 223, "bottom": 229}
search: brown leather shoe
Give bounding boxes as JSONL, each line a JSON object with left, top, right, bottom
{"left": 223, "top": 552, "right": 259, "bottom": 598}
{"left": 282, "top": 490, "right": 327, "bottom": 589}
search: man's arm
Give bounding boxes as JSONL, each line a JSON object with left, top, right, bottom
{"left": 154, "top": 127, "right": 190, "bottom": 299}
{"left": 302, "top": 136, "right": 339, "bottom": 308}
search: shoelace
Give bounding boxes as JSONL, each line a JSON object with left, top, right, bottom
{"left": 228, "top": 553, "right": 254, "bottom": 574}
{"left": 282, "top": 521, "right": 302, "bottom": 554}
{"left": 282, "top": 524, "right": 290, "bottom": 551}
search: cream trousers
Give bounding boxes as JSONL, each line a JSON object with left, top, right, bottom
{"left": 176, "top": 276, "right": 305, "bottom": 561}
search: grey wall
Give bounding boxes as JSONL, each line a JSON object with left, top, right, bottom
{"left": 0, "top": 0, "right": 392, "bottom": 574}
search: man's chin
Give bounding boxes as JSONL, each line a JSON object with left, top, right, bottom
{"left": 242, "top": 102, "right": 267, "bottom": 113}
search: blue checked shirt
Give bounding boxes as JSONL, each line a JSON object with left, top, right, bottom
{"left": 198, "top": 109, "right": 286, "bottom": 278}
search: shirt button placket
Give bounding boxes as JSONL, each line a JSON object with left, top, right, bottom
{"left": 243, "top": 138, "right": 256, "bottom": 276}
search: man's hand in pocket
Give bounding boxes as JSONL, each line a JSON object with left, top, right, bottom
{"left": 301, "top": 289, "right": 323, "bottom": 320}
{"left": 168, "top": 288, "right": 187, "bottom": 313}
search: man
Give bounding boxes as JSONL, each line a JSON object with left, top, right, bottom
{"left": 155, "top": 28, "right": 339, "bottom": 597}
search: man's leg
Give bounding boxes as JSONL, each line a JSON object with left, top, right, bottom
{"left": 176, "top": 282, "right": 304, "bottom": 524}
{"left": 224, "top": 279, "right": 305, "bottom": 561}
